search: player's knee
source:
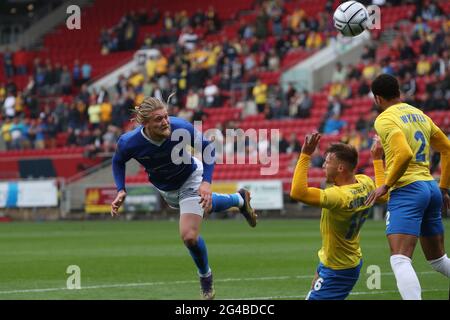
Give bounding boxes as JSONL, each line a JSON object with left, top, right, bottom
{"left": 428, "top": 254, "right": 450, "bottom": 277}
{"left": 181, "top": 232, "right": 198, "bottom": 247}
{"left": 390, "top": 254, "right": 412, "bottom": 268}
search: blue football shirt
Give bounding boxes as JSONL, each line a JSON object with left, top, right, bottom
{"left": 112, "top": 116, "right": 215, "bottom": 191}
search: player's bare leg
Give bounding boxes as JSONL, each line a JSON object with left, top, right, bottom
{"left": 387, "top": 234, "right": 422, "bottom": 300}
{"left": 179, "top": 213, "right": 215, "bottom": 300}
{"left": 179, "top": 213, "right": 203, "bottom": 248}
{"left": 387, "top": 234, "right": 418, "bottom": 258}
{"left": 420, "top": 234, "right": 450, "bottom": 277}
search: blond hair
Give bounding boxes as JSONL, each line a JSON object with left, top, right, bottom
{"left": 133, "top": 97, "right": 167, "bottom": 125}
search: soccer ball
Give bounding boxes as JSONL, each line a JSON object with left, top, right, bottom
{"left": 333, "top": 1, "right": 369, "bottom": 37}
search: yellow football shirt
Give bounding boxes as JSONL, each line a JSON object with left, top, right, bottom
{"left": 318, "top": 174, "right": 375, "bottom": 269}
{"left": 374, "top": 103, "right": 436, "bottom": 189}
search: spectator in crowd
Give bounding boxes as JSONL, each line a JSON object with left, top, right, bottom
{"left": 266, "top": 49, "right": 280, "bottom": 71}
{"left": 100, "top": 97, "right": 113, "bottom": 128}
{"left": 82, "top": 62, "right": 92, "bottom": 84}
{"left": 355, "top": 116, "right": 369, "bottom": 134}
{"left": 296, "top": 90, "right": 314, "bottom": 118}
{"left": 310, "top": 147, "right": 325, "bottom": 168}
{"left": 341, "top": 128, "right": 367, "bottom": 152}
{"left": 254, "top": 10, "right": 269, "bottom": 39}
{"left": 401, "top": 72, "right": 417, "bottom": 102}
{"left": 88, "top": 97, "right": 102, "bottom": 129}
{"left": 204, "top": 80, "right": 220, "bottom": 108}
{"left": 271, "top": 98, "right": 287, "bottom": 119}
{"left": 327, "top": 95, "right": 347, "bottom": 118}
{"left": 347, "top": 64, "right": 362, "bottom": 80}
{"left": 1, "top": 117, "right": 12, "bottom": 150}
{"left": 13, "top": 47, "right": 28, "bottom": 75}
{"left": 420, "top": 0, "right": 442, "bottom": 21}
{"left": 362, "top": 58, "right": 381, "bottom": 80}
{"left": 357, "top": 79, "right": 371, "bottom": 97}
{"left": 3, "top": 91, "right": 16, "bottom": 119}
{"left": 102, "top": 125, "right": 121, "bottom": 153}
{"left": 178, "top": 26, "right": 198, "bottom": 52}
{"left": 331, "top": 62, "right": 348, "bottom": 83}
{"left": 380, "top": 58, "right": 395, "bottom": 75}
{"left": 323, "top": 114, "right": 347, "bottom": 135}
{"left": 73, "top": 60, "right": 82, "bottom": 87}
{"left": 412, "top": 16, "right": 431, "bottom": 39}
{"left": 186, "top": 89, "right": 200, "bottom": 111}
{"left": 285, "top": 132, "right": 301, "bottom": 154}
{"left": 279, "top": 134, "right": 289, "bottom": 153}
{"left": 205, "top": 6, "right": 220, "bottom": 34}
{"left": 416, "top": 54, "right": 431, "bottom": 75}
{"left": 34, "top": 118, "right": 47, "bottom": 149}
{"left": 329, "top": 81, "right": 350, "bottom": 100}
{"left": 9, "top": 117, "right": 26, "bottom": 150}
{"left": 360, "top": 44, "right": 376, "bottom": 62}
{"left": 306, "top": 31, "right": 324, "bottom": 50}
{"left": 253, "top": 79, "right": 268, "bottom": 113}
{"left": 3, "top": 48, "right": 14, "bottom": 77}
{"left": 60, "top": 66, "right": 73, "bottom": 95}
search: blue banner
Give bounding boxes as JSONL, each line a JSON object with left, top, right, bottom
{"left": 6, "top": 182, "right": 18, "bottom": 208}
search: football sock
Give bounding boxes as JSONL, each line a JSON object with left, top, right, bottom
{"left": 211, "top": 193, "right": 243, "bottom": 212}
{"left": 429, "top": 254, "right": 450, "bottom": 277}
{"left": 390, "top": 254, "right": 422, "bottom": 300}
{"left": 186, "top": 236, "right": 210, "bottom": 276}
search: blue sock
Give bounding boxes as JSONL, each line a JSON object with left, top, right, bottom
{"left": 186, "top": 236, "right": 210, "bottom": 276}
{"left": 211, "top": 193, "right": 241, "bottom": 213}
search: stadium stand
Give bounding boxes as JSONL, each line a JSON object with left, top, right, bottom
{"left": 0, "top": 0, "right": 449, "bottom": 194}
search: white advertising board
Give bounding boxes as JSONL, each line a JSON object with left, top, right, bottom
{"left": 237, "top": 180, "right": 283, "bottom": 210}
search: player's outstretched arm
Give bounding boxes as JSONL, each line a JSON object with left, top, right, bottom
{"left": 111, "top": 139, "right": 131, "bottom": 216}
{"left": 429, "top": 125, "right": 450, "bottom": 214}
{"left": 371, "top": 135, "right": 388, "bottom": 203}
{"left": 290, "top": 133, "right": 322, "bottom": 206}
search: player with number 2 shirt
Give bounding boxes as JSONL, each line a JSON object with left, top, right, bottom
{"left": 365, "top": 74, "right": 450, "bottom": 300}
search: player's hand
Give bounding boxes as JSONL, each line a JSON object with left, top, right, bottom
{"left": 365, "top": 184, "right": 389, "bottom": 207}
{"left": 441, "top": 188, "right": 450, "bottom": 216}
{"left": 111, "top": 190, "right": 127, "bottom": 217}
{"left": 301, "top": 132, "right": 321, "bottom": 156}
{"left": 198, "top": 181, "right": 212, "bottom": 213}
{"left": 370, "top": 135, "right": 384, "bottom": 160}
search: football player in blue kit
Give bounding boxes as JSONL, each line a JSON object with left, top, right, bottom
{"left": 111, "top": 97, "right": 257, "bottom": 300}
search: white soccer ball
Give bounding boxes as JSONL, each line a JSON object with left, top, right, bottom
{"left": 333, "top": 1, "right": 369, "bottom": 37}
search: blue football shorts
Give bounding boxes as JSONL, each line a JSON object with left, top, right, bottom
{"left": 386, "top": 180, "right": 444, "bottom": 237}
{"left": 306, "top": 260, "right": 362, "bottom": 300}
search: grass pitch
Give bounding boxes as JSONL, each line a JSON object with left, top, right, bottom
{"left": 0, "top": 218, "right": 448, "bottom": 300}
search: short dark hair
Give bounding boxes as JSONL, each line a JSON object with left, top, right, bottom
{"left": 326, "top": 143, "right": 358, "bottom": 170}
{"left": 371, "top": 74, "right": 400, "bottom": 100}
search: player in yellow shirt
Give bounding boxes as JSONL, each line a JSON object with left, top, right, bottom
{"left": 366, "top": 74, "right": 450, "bottom": 300}
{"left": 290, "top": 133, "right": 384, "bottom": 300}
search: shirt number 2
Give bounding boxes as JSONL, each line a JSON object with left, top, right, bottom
{"left": 414, "top": 131, "right": 426, "bottom": 163}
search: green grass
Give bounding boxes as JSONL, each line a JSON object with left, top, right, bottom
{"left": 0, "top": 218, "right": 448, "bottom": 300}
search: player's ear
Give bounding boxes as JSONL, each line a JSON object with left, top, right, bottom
{"left": 373, "top": 95, "right": 380, "bottom": 105}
